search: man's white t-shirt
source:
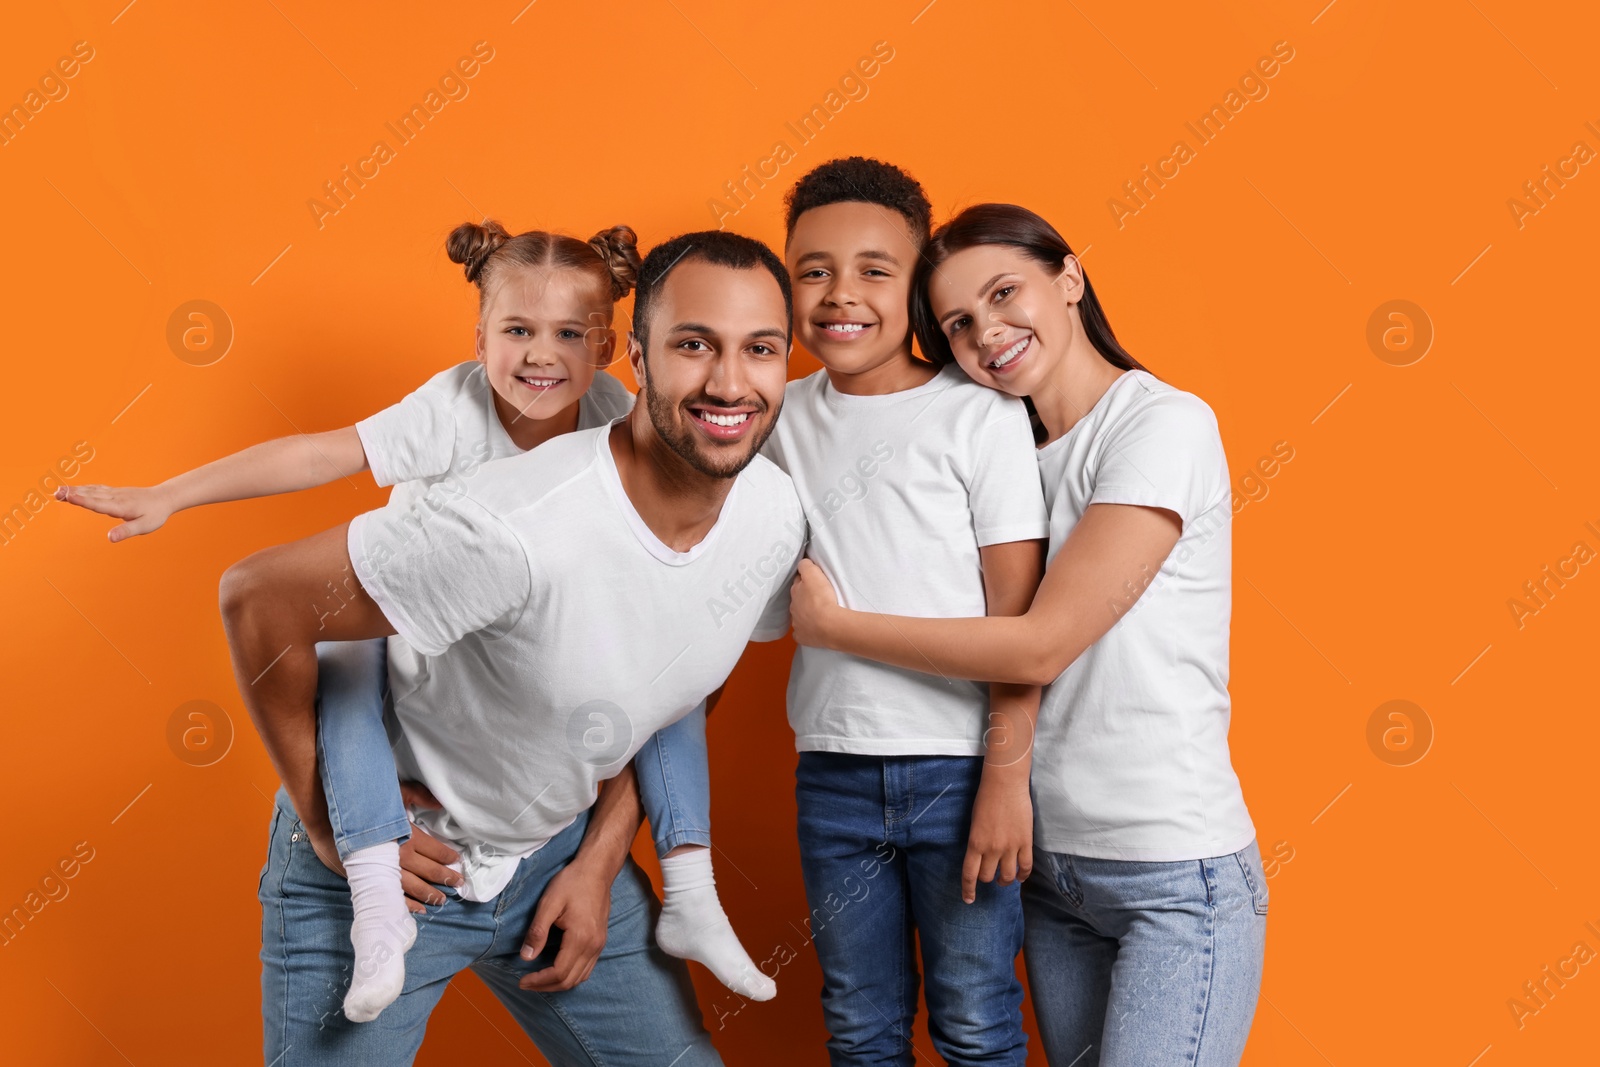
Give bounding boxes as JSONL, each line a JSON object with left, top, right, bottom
{"left": 1033, "top": 369, "right": 1255, "bottom": 861}
{"left": 347, "top": 423, "right": 802, "bottom": 900}
{"left": 762, "top": 364, "right": 1048, "bottom": 755}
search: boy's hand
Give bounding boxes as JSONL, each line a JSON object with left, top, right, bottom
{"left": 961, "top": 774, "right": 1034, "bottom": 905}
{"left": 55, "top": 484, "right": 174, "bottom": 542}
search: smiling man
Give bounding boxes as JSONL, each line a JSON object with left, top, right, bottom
{"left": 220, "top": 231, "right": 799, "bottom": 1066}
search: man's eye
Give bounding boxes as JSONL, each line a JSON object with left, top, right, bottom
{"left": 751, "top": 344, "right": 776, "bottom": 356}
{"left": 680, "top": 339, "right": 709, "bottom": 351}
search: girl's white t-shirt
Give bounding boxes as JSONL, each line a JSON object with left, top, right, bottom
{"left": 1032, "top": 369, "right": 1255, "bottom": 861}
{"left": 762, "top": 364, "right": 1049, "bottom": 755}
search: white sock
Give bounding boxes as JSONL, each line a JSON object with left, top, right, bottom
{"left": 654, "top": 848, "right": 776, "bottom": 1002}
{"left": 342, "top": 841, "right": 417, "bottom": 1023}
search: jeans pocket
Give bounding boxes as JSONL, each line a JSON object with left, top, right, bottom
{"left": 1234, "top": 842, "right": 1269, "bottom": 916}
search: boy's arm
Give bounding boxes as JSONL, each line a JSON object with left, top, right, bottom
{"left": 962, "top": 537, "right": 1047, "bottom": 904}
{"left": 218, "top": 520, "right": 395, "bottom": 871}
{"left": 59, "top": 426, "right": 369, "bottom": 542}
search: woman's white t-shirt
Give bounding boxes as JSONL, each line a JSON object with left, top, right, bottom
{"left": 1032, "top": 369, "right": 1255, "bottom": 861}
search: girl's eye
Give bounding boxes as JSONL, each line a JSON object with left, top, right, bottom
{"left": 558, "top": 330, "right": 581, "bottom": 341}
{"left": 507, "top": 326, "right": 529, "bottom": 336}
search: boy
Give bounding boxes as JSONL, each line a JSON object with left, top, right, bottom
{"left": 762, "top": 157, "right": 1047, "bottom": 1065}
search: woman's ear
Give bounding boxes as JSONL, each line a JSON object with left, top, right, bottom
{"left": 1053, "top": 255, "right": 1086, "bottom": 305}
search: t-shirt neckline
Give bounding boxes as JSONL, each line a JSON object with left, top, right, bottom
{"left": 595, "top": 420, "right": 736, "bottom": 566}
{"left": 819, "top": 362, "right": 956, "bottom": 406}
{"left": 1039, "top": 369, "right": 1142, "bottom": 456}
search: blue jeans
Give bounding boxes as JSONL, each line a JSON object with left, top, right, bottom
{"left": 795, "top": 752, "right": 1028, "bottom": 1066}
{"left": 315, "top": 639, "right": 409, "bottom": 860}
{"left": 633, "top": 702, "right": 711, "bottom": 855}
{"left": 259, "top": 788, "right": 722, "bottom": 1066}
{"left": 1022, "top": 840, "right": 1268, "bottom": 1067}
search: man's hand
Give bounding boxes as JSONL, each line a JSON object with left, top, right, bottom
{"left": 56, "top": 484, "right": 174, "bottom": 542}
{"left": 396, "top": 781, "right": 463, "bottom": 912}
{"left": 518, "top": 856, "right": 612, "bottom": 991}
{"left": 961, "top": 774, "right": 1034, "bottom": 905}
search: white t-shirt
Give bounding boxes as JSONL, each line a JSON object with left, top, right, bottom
{"left": 762, "top": 364, "right": 1048, "bottom": 755}
{"left": 1032, "top": 370, "right": 1254, "bottom": 861}
{"left": 347, "top": 424, "right": 802, "bottom": 900}
{"left": 355, "top": 359, "right": 635, "bottom": 509}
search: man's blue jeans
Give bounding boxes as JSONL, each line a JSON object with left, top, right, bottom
{"left": 259, "top": 787, "right": 723, "bottom": 1066}
{"left": 795, "top": 752, "right": 1028, "bottom": 1066}
{"left": 1021, "top": 840, "right": 1268, "bottom": 1066}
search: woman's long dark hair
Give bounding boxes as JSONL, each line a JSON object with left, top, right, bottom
{"left": 911, "top": 203, "right": 1146, "bottom": 376}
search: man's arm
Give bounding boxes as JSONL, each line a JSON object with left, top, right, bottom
{"left": 218, "top": 522, "right": 395, "bottom": 870}
{"left": 517, "top": 764, "right": 645, "bottom": 991}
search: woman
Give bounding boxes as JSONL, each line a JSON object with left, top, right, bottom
{"left": 789, "top": 203, "right": 1266, "bottom": 1066}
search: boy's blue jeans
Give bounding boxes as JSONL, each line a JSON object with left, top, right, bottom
{"left": 315, "top": 640, "right": 711, "bottom": 862}
{"left": 794, "top": 751, "right": 1028, "bottom": 1066}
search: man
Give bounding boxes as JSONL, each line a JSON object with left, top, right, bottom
{"left": 220, "top": 231, "right": 800, "bottom": 1065}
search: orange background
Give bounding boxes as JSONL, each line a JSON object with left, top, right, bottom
{"left": 3, "top": 1, "right": 1597, "bottom": 1063}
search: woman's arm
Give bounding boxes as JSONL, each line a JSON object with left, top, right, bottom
{"left": 963, "top": 538, "right": 1045, "bottom": 903}
{"left": 58, "top": 426, "right": 369, "bottom": 542}
{"left": 791, "top": 502, "right": 1182, "bottom": 687}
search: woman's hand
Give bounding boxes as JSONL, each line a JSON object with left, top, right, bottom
{"left": 55, "top": 484, "right": 174, "bottom": 542}
{"left": 789, "top": 559, "right": 843, "bottom": 649}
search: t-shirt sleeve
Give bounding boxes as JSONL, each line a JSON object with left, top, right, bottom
{"left": 966, "top": 398, "right": 1050, "bottom": 547}
{"left": 1087, "top": 392, "right": 1226, "bottom": 525}
{"left": 347, "top": 492, "right": 531, "bottom": 657}
{"left": 355, "top": 370, "right": 462, "bottom": 488}
{"left": 750, "top": 503, "right": 805, "bottom": 642}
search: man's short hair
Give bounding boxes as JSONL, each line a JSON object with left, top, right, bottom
{"left": 632, "top": 231, "right": 793, "bottom": 355}
{"left": 783, "top": 156, "right": 933, "bottom": 245}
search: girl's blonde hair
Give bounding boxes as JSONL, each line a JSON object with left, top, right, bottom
{"left": 445, "top": 219, "right": 641, "bottom": 309}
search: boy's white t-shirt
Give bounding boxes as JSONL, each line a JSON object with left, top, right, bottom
{"left": 347, "top": 423, "right": 802, "bottom": 900}
{"left": 1032, "top": 370, "right": 1255, "bottom": 861}
{"left": 762, "top": 364, "right": 1048, "bottom": 755}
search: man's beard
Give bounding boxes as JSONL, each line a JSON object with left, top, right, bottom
{"left": 642, "top": 375, "right": 780, "bottom": 480}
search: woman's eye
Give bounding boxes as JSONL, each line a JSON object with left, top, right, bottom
{"left": 947, "top": 316, "right": 969, "bottom": 336}
{"left": 994, "top": 285, "right": 1015, "bottom": 301}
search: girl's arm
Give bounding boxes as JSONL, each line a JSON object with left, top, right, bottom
{"left": 57, "top": 426, "right": 369, "bottom": 542}
{"left": 790, "top": 502, "right": 1183, "bottom": 687}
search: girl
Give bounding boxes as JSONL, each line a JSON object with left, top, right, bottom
{"left": 788, "top": 204, "right": 1266, "bottom": 1067}
{"left": 61, "top": 219, "right": 769, "bottom": 1020}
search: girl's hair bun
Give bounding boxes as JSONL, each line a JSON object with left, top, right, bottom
{"left": 587, "top": 225, "right": 641, "bottom": 300}
{"left": 446, "top": 219, "right": 512, "bottom": 284}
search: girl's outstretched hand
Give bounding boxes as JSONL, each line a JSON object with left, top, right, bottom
{"left": 55, "top": 484, "right": 174, "bottom": 542}
{"left": 789, "top": 558, "right": 842, "bottom": 649}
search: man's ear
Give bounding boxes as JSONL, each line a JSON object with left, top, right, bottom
{"left": 626, "top": 332, "right": 647, "bottom": 387}
{"left": 1053, "top": 255, "right": 1086, "bottom": 305}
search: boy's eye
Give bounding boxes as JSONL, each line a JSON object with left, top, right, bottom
{"left": 800, "top": 269, "right": 828, "bottom": 280}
